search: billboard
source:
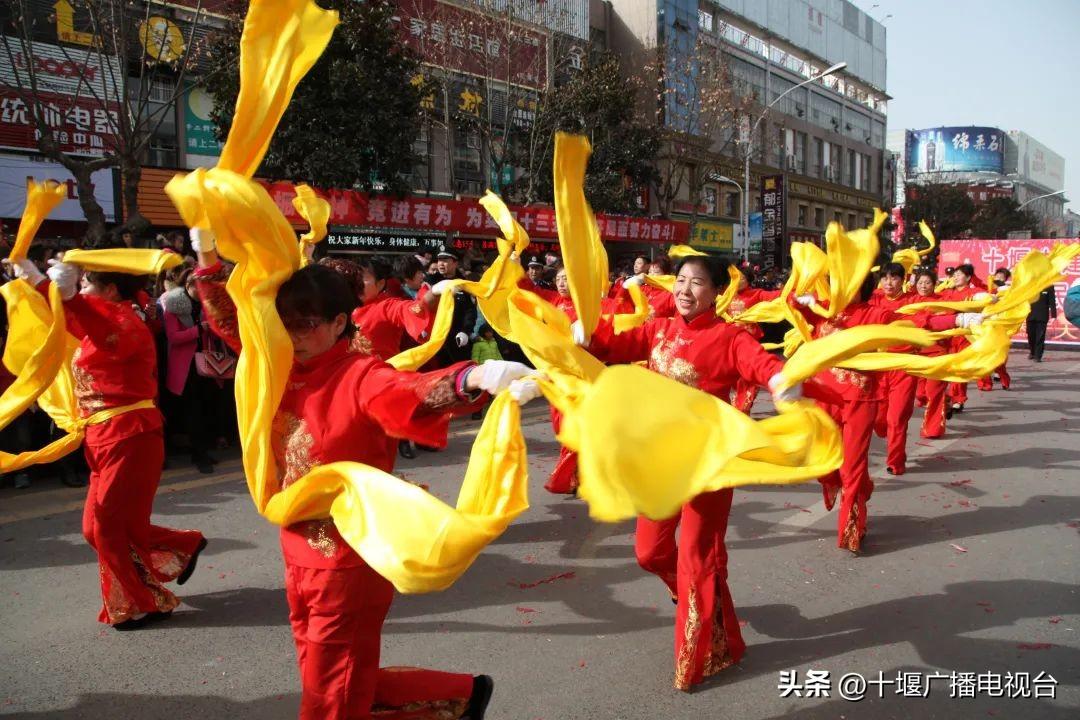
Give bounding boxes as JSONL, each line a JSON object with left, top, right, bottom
{"left": 690, "top": 220, "right": 733, "bottom": 252}
{"left": 0, "top": 153, "right": 115, "bottom": 222}
{"left": 760, "top": 175, "right": 785, "bottom": 269}
{"left": 906, "top": 126, "right": 1004, "bottom": 174}
{"left": 1009, "top": 131, "right": 1065, "bottom": 192}
{"left": 939, "top": 239, "right": 1080, "bottom": 347}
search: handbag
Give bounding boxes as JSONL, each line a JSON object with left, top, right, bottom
{"left": 194, "top": 323, "right": 237, "bottom": 380}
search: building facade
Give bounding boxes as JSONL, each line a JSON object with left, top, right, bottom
{"left": 599, "top": 0, "right": 891, "bottom": 266}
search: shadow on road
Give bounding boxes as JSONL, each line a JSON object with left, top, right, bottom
{"left": 2, "top": 692, "right": 300, "bottom": 720}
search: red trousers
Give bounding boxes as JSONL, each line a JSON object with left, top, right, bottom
{"left": 82, "top": 430, "right": 204, "bottom": 624}
{"left": 285, "top": 562, "right": 473, "bottom": 720}
{"left": 948, "top": 380, "right": 968, "bottom": 406}
{"left": 818, "top": 399, "right": 877, "bottom": 552}
{"left": 635, "top": 488, "right": 745, "bottom": 690}
{"left": 545, "top": 407, "right": 578, "bottom": 494}
{"left": 732, "top": 378, "right": 759, "bottom": 414}
{"left": 873, "top": 370, "right": 917, "bottom": 474}
{"left": 918, "top": 378, "right": 947, "bottom": 438}
{"left": 977, "top": 361, "right": 1011, "bottom": 391}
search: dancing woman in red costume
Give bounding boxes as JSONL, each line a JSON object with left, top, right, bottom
{"left": 728, "top": 270, "right": 781, "bottom": 413}
{"left": 193, "top": 230, "right": 535, "bottom": 720}
{"left": 574, "top": 255, "right": 803, "bottom": 691}
{"left": 12, "top": 258, "right": 205, "bottom": 630}
{"left": 911, "top": 269, "right": 951, "bottom": 439}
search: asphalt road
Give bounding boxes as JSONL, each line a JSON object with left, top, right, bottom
{"left": 1, "top": 349, "right": 1078, "bottom": 720}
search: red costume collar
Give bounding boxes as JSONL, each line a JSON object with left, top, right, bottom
{"left": 292, "top": 338, "right": 351, "bottom": 376}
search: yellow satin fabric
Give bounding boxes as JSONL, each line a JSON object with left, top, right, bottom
{"left": 166, "top": 0, "right": 533, "bottom": 594}
{"left": 62, "top": 248, "right": 183, "bottom": 276}
{"left": 9, "top": 180, "right": 66, "bottom": 262}
{"left": 552, "top": 133, "right": 609, "bottom": 336}
{"left": 293, "top": 184, "right": 330, "bottom": 266}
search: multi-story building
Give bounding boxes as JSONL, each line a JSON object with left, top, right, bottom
{"left": 597, "top": 0, "right": 891, "bottom": 266}
{"left": 897, "top": 125, "right": 1069, "bottom": 238}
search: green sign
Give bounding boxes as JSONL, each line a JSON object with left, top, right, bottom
{"left": 184, "top": 86, "right": 223, "bottom": 157}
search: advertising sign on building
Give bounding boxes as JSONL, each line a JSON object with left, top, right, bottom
{"left": 748, "top": 211, "right": 763, "bottom": 254}
{"left": 1009, "top": 131, "right": 1065, "bottom": 192}
{"left": 906, "top": 126, "right": 1004, "bottom": 175}
{"left": 690, "top": 220, "right": 733, "bottom": 252}
{"left": 395, "top": 0, "right": 548, "bottom": 89}
{"left": 760, "top": 175, "right": 785, "bottom": 268}
{"left": 327, "top": 228, "right": 445, "bottom": 253}
{"left": 0, "top": 153, "right": 115, "bottom": 221}
{"left": 259, "top": 180, "right": 689, "bottom": 244}
{"left": 0, "top": 39, "right": 122, "bottom": 157}
{"left": 183, "top": 86, "right": 223, "bottom": 163}
{"left": 939, "top": 238, "right": 1080, "bottom": 347}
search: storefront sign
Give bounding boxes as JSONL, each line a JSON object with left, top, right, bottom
{"left": 760, "top": 175, "right": 785, "bottom": 269}
{"left": 0, "top": 153, "right": 115, "bottom": 221}
{"left": 690, "top": 220, "right": 733, "bottom": 251}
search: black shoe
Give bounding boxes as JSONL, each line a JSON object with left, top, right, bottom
{"left": 193, "top": 456, "right": 215, "bottom": 474}
{"left": 945, "top": 405, "right": 954, "bottom": 421}
{"left": 886, "top": 467, "right": 896, "bottom": 476}
{"left": 417, "top": 444, "right": 439, "bottom": 453}
{"left": 13, "top": 474, "right": 30, "bottom": 489}
{"left": 113, "top": 613, "right": 150, "bottom": 631}
{"left": 398, "top": 441, "right": 416, "bottom": 460}
{"left": 464, "top": 675, "right": 494, "bottom": 720}
{"left": 177, "top": 537, "right": 207, "bottom": 586}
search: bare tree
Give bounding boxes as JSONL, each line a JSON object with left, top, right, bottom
{"left": 644, "top": 34, "right": 756, "bottom": 229}
{"left": 1, "top": 0, "right": 211, "bottom": 245}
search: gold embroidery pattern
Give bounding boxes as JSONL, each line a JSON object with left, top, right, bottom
{"left": 276, "top": 412, "right": 315, "bottom": 488}
{"left": 304, "top": 520, "right": 338, "bottom": 558}
{"left": 674, "top": 585, "right": 701, "bottom": 690}
{"left": 703, "top": 585, "right": 736, "bottom": 678}
{"left": 348, "top": 331, "right": 374, "bottom": 356}
{"left": 729, "top": 298, "right": 746, "bottom": 316}
{"left": 841, "top": 502, "right": 863, "bottom": 552}
{"left": 409, "top": 302, "right": 423, "bottom": 315}
{"left": 419, "top": 374, "right": 458, "bottom": 411}
{"left": 829, "top": 367, "right": 869, "bottom": 390}
{"left": 371, "top": 699, "right": 468, "bottom": 719}
{"left": 99, "top": 548, "right": 181, "bottom": 624}
{"left": 650, "top": 337, "right": 699, "bottom": 389}
{"left": 71, "top": 347, "right": 106, "bottom": 415}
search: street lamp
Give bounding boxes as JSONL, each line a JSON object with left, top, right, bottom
{"left": 742, "top": 61, "right": 847, "bottom": 261}
{"left": 710, "top": 173, "right": 744, "bottom": 250}
{"left": 1017, "top": 189, "right": 1065, "bottom": 210}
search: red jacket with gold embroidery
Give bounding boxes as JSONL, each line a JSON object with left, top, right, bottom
{"left": 587, "top": 312, "right": 783, "bottom": 400}
{"left": 518, "top": 277, "right": 577, "bottom": 320}
{"left": 36, "top": 280, "right": 161, "bottom": 445}
{"left": 273, "top": 339, "right": 482, "bottom": 569}
{"left": 729, "top": 287, "right": 781, "bottom": 339}
{"left": 350, "top": 291, "right": 433, "bottom": 360}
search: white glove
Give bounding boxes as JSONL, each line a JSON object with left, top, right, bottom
{"left": 430, "top": 279, "right": 458, "bottom": 296}
{"left": 624, "top": 274, "right": 644, "bottom": 288}
{"left": 768, "top": 373, "right": 803, "bottom": 404}
{"left": 473, "top": 360, "right": 532, "bottom": 395}
{"left": 454, "top": 331, "right": 469, "bottom": 348}
{"left": 972, "top": 292, "right": 992, "bottom": 302}
{"left": 570, "top": 320, "right": 589, "bottom": 347}
{"left": 955, "top": 312, "right": 984, "bottom": 329}
{"left": 189, "top": 227, "right": 216, "bottom": 254}
{"left": 11, "top": 258, "right": 45, "bottom": 285}
{"left": 794, "top": 294, "right": 817, "bottom": 307}
{"left": 46, "top": 260, "right": 79, "bottom": 301}
{"left": 508, "top": 378, "right": 543, "bottom": 406}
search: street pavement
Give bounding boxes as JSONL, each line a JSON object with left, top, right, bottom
{"left": 1, "top": 349, "right": 1078, "bottom": 720}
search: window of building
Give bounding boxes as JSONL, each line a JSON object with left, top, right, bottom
{"left": 795, "top": 132, "right": 807, "bottom": 174}
{"left": 860, "top": 153, "right": 871, "bottom": 192}
{"left": 724, "top": 190, "right": 739, "bottom": 217}
{"left": 453, "top": 128, "right": 483, "bottom": 196}
{"left": 703, "top": 185, "right": 717, "bottom": 215}
{"left": 810, "top": 92, "right": 842, "bottom": 134}
{"left": 798, "top": 204, "right": 808, "bottom": 226}
{"left": 812, "top": 137, "right": 824, "bottom": 177}
{"left": 833, "top": 211, "right": 842, "bottom": 224}
{"left": 814, "top": 207, "right": 824, "bottom": 227}
{"left": 848, "top": 149, "right": 858, "bottom": 188}
{"left": 847, "top": 212, "right": 856, "bottom": 228}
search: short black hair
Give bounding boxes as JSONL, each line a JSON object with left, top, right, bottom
{"left": 85, "top": 271, "right": 145, "bottom": 301}
{"left": 955, "top": 263, "right": 975, "bottom": 278}
{"left": 394, "top": 255, "right": 424, "bottom": 280}
{"left": 674, "top": 255, "right": 732, "bottom": 290}
{"left": 277, "top": 264, "right": 357, "bottom": 339}
{"left": 649, "top": 256, "right": 672, "bottom": 274}
{"left": 914, "top": 268, "right": 937, "bottom": 284}
{"left": 880, "top": 262, "right": 906, "bottom": 280}
{"left": 994, "top": 267, "right": 1011, "bottom": 280}
{"left": 318, "top": 257, "right": 365, "bottom": 302}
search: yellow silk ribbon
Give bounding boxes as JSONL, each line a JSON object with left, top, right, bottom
{"left": 9, "top": 180, "right": 66, "bottom": 262}
{"left": 293, "top": 184, "right": 330, "bottom": 266}
{"left": 553, "top": 133, "right": 609, "bottom": 336}
{"left": 166, "top": 0, "right": 534, "bottom": 595}
{"left": 63, "top": 248, "right": 183, "bottom": 276}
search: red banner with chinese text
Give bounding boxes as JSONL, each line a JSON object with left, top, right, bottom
{"left": 940, "top": 239, "right": 1080, "bottom": 346}
{"left": 257, "top": 180, "right": 688, "bottom": 245}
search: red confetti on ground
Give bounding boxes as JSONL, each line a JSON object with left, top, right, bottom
{"left": 739, "top": 620, "right": 749, "bottom": 627}
{"left": 1048, "top": 617, "right": 1063, "bottom": 624}
{"left": 950, "top": 543, "right": 968, "bottom": 553}
{"left": 509, "top": 572, "right": 576, "bottom": 589}
{"left": 976, "top": 601, "right": 992, "bottom": 606}
{"left": 958, "top": 500, "right": 974, "bottom": 507}
{"left": 915, "top": 441, "right": 934, "bottom": 447}
{"left": 578, "top": 660, "right": 587, "bottom": 668}
{"left": 1016, "top": 642, "right": 1054, "bottom": 650}
{"left": 515, "top": 606, "right": 539, "bottom": 614}
{"left": 949, "top": 479, "right": 973, "bottom": 487}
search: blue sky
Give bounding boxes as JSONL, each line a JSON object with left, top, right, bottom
{"left": 876, "top": 0, "right": 1079, "bottom": 211}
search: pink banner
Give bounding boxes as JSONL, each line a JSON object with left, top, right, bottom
{"left": 939, "top": 238, "right": 1080, "bottom": 346}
